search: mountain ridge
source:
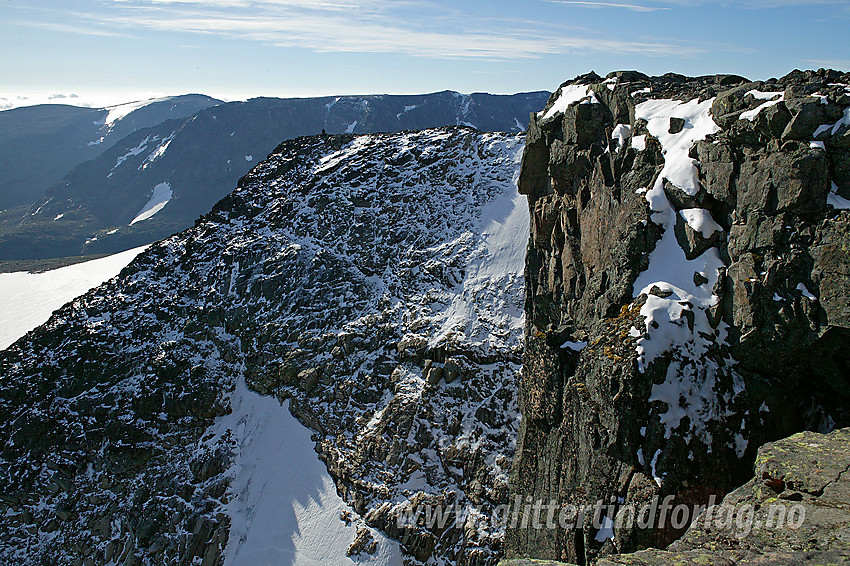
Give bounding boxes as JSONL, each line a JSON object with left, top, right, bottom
{"left": 1, "top": 69, "right": 849, "bottom": 566}
{"left": 0, "top": 95, "right": 223, "bottom": 211}
{"left": 0, "top": 90, "right": 549, "bottom": 261}
{"left": 0, "top": 127, "right": 527, "bottom": 566}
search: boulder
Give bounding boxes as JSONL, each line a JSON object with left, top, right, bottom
{"left": 298, "top": 367, "right": 321, "bottom": 392}
{"left": 783, "top": 98, "right": 829, "bottom": 141}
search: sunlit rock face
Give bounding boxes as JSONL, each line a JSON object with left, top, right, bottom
{"left": 506, "top": 69, "right": 850, "bottom": 564}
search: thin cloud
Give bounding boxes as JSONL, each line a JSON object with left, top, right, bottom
{"left": 59, "top": 0, "right": 707, "bottom": 60}
{"left": 649, "top": 0, "right": 848, "bottom": 6}
{"left": 11, "top": 19, "right": 134, "bottom": 38}
{"left": 802, "top": 58, "right": 850, "bottom": 71}
{"left": 544, "top": 1, "right": 670, "bottom": 12}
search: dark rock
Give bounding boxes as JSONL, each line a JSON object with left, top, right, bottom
{"left": 665, "top": 429, "right": 850, "bottom": 559}
{"left": 506, "top": 70, "right": 850, "bottom": 566}
{"left": 668, "top": 117, "right": 686, "bottom": 134}
{"left": 499, "top": 560, "right": 578, "bottom": 566}
{"left": 711, "top": 82, "right": 760, "bottom": 128}
{"left": 782, "top": 98, "right": 829, "bottom": 141}
{"left": 554, "top": 101, "right": 612, "bottom": 150}
{"left": 759, "top": 101, "right": 793, "bottom": 139}
{"left": 298, "top": 367, "right": 322, "bottom": 392}
{"left": 673, "top": 210, "right": 723, "bottom": 260}
{"left": 443, "top": 358, "right": 461, "bottom": 383}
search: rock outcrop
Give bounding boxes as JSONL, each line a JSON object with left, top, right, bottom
{"left": 0, "top": 128, "right": 528, "bottom": 565}
{"left": 597, "top": 427, "right": 850, "bottom": 565}
{"left": 506, "top": 69, "right": 850, "bottom": 564}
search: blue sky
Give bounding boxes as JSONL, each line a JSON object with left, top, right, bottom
{"left": 1, "top": 0, "right": 848, "bottom": 103}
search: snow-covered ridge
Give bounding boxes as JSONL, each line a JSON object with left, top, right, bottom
{"left": 538, "top": 84, "right": 598, "bottom": 121}
{"left": 0, "top": 128, "right": 526, "bottom": 566}
{"left": 0, "top": 93, "right": 171, "bottom": 112}
{"left": 101, "top": 97, "right": 173, "bottom": 126}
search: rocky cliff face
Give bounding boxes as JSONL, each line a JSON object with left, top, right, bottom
{"left": 0, "top": 128, "right": 528, "bottom": 565}
{"left": 502, "top": 427, "right": 850, "bottom": 566}
{"left": 506, "top": 69, "right": 850, "bottom": 564}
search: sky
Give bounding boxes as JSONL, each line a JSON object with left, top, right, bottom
{"left": 1, "top": 0, "right": 848, "bottom": 106}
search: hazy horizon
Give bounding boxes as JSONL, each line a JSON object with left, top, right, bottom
{"left": 2, "top": 0, "right": 848, "bottom": 107}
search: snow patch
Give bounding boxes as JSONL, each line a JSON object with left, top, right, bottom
{"left": 538, "top": 85, "right": 598, "bottom": 121}
{"left": 796, "top": 283, "right": 817, "bottom": 301}
{"left": 130, "top": 182, "right": 172, "bottom": 225}
{"left": 212, "top": 377, "right": 402, "bottom": 566}
{"left": 734, "top": 431, "right": 748, "bottom": 457}
{"left": 680, "top": 208, "right": 721, "bottom": 238}
{"left": 396, "top": 105, "right": 418, "bottom": 120}
{"left": 0, "top": 246, "right": 148, "bottom": 350}
{"left": 630, "top": 96, "right": 737, "bottom": 445}
{"left": 594, "top": 516, "right": 615, "bottom": 542}
{"left": 636, "top": 97, "right": 720, "bottom": 196}
{"left": 430, "top": 136, "right": 527, "bottom": 353}
{"left": 827, "top": 182, "right": 850, "bottom": 210}
{"left": 103, "top": 97, "right": 170, "bottom": 126}
{"left": 650, "top": 449, "right": 663, "bottom": 487}
{"left": 139, "top": 132, "right": 175, "bottom": 170}
{"left": 612, "top": 124, "right": 632, "bottom": 153}
{"left": 739, "top": 91, "right": 784, "bottom": 122}
{"left": 110, "top": 135, "right": 152, "bottom": 175}
{"left": 831, "top": 106, "right": 850, "bottom": 136}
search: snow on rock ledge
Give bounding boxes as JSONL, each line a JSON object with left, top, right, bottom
{"left": 508, "top": 69, "right": 850, "bottom": 563}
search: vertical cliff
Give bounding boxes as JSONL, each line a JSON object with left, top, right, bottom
{"left": 506, "top": 70, "right": 850, "bottom": 564}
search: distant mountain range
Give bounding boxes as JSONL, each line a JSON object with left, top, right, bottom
{"left": 0, "top": 90, "right": 549, "bottom": 260}
{"left": 0, "top": 95, "right": 222, "bottom": 211}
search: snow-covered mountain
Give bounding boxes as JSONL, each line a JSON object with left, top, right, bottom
{"left": 0, "top": 95, "right": 222, "bottom": 211}
{"left": 0, "top": 128, "right": 527, "bottom": 565}
{"left": 0, "top": 90, "right": 547, "bottom": 261}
